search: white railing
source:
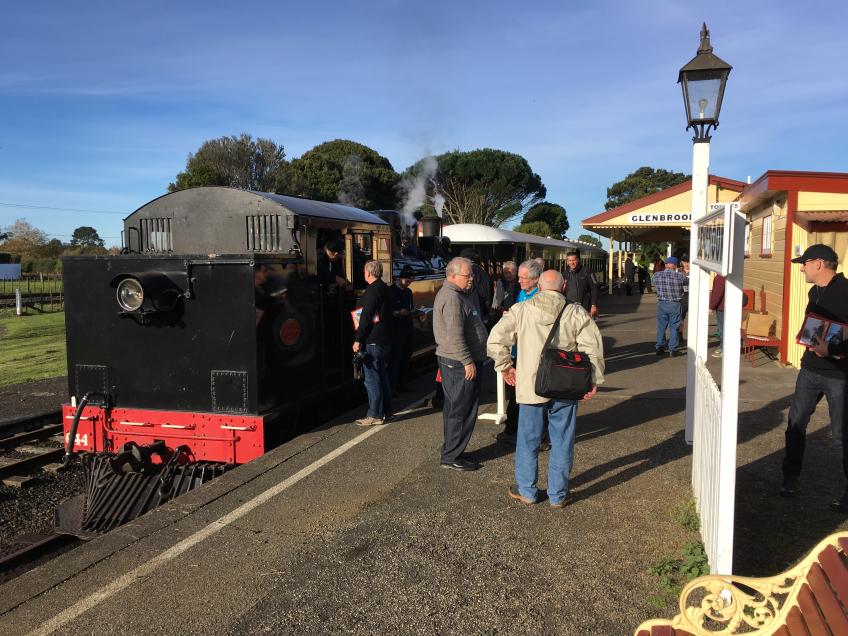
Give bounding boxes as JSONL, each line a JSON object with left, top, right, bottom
{"left": 687, "top": 205, "right": 746, "bottom": 575}
{"left": 692, "top": 357, "right": 731, "bottom": 573}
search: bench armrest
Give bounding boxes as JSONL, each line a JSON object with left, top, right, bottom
{"left": 635, "top": 531, "right": 848, "bottom": 635}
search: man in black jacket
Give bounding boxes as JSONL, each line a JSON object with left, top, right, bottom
{"left": 352, "top": 260, "right": 394, "bottom": 426}
{"left": 389, "top": 266, "right": 419, "bottom": 394}
{"left": 780, "top": 244, "right": 848, "bottom": 512}
{"left": 317, "top": 239, "right": 348, "bottom": 288}
{"left": 563, "top": 250, "right": 599, "bottom": 317}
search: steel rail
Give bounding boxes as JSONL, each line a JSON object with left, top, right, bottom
{"left": 0, "top": 424, "right": 63, "bottom": 450}
{"left": 0, "top": 448, "right": 64, "bottom": 480}
{"left": 0, "top": 533, "right": 78, "bottom": 581}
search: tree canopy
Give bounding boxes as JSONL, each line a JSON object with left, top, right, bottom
{"left": 520, "top": 202, "right": 568, "bottom": 238}
{"left": 404, "top": 148, "right": 545, "bottom": 227}
{"left": 0, "top": 219, "right": 48, "bottom": 257}
{"left": 577, "top": 234, "right": 602, "bottom": 247}
{"left": 277, "top": 139, "right": 399, "bottom": 210}
{"left": 169, "top": 134, "right": 287, "bottom": 193}
{"left": 70, "top": 226, "right": 104, "bottom": 248}
{"left": 0, "top": 219, "right": 108, "bottom": 271}
{"left": 604, "top": 166, "right": 690, "bottom": 210}
{"left": 514, "top": 220, "right": 552, "bottom": 237}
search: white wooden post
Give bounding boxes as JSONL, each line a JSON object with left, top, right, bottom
{"left": 685, "top": 141, "right": 710, "bottom": 444}
{"left": 479, "top": 372, "right": 507, "bottom": 424}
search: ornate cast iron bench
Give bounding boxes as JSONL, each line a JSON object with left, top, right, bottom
{"left": 635, "top": 532, "right": 848, "bottom": 635}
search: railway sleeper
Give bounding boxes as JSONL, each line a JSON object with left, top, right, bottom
{"left": 54, "top": 442, "right": 232, "bottom": 539}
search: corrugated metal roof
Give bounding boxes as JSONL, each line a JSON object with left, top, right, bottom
{"left": 252, "top": 191, "right": 388, "bottom": 225}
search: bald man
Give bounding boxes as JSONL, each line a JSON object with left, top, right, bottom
{"left": 487, "top": 270, "right": 605, "bottom": 507}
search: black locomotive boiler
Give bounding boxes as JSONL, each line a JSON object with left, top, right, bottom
{"left": 56, "top": 187, "right": 444, "bottom": 535}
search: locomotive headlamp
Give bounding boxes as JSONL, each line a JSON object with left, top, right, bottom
{"left": 110, "top": 272, "right": 184, "bottom": 317}
{"left": 116, "top": 278, "right": 145, "bottom": 312}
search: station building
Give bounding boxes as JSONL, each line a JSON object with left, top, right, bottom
{"left": 581, "top": 175, "right": 745, "bottom": 289}
{"left": 582, "top": 170, "right": 848, "bottom": 369}
{"left": 739, "top": 171, "right": 848, "bottom": 366}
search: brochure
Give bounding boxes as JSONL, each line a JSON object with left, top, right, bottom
{"left": 796, "top": 312, "right": 847, "bottom": 349}
{"left": 350, "top": 308, "right": 380, "bottom": 330}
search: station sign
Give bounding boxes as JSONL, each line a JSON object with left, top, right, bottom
{"left": 693, "top": 203, "right": 740, "bottom": 275}
{"left": 627, "top": 212, "right": 692, "bottom": 224}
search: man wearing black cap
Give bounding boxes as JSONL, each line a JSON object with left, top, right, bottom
{"left": 317, "top": 239, "right": 348, "bottom": 288}
{"left": 781, "top": 244, "right": 848, "bottom": 512}
{"left": 389, "top": 266, "right": 419, "bottom": 393}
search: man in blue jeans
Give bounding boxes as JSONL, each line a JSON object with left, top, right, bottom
{"left": 432, "top": 257, "right": 489, "bottom": 471}
{"left": 352, "top": 260, "right": 394, "bottom": 426}
{"left": 487, "top": 270, "right": 605, "bottom": 507}
{"left": 779, "top": 245, "right": 848, "bottom": 512}
{"left": 652, "top": 256, "right": 687, "bottom": 357}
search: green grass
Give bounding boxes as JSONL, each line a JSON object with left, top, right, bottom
{"left": 672, "top": 498, "right": 700, "bottom": 532}
{"left": 0, "top": 311, "right": 67, "bottom": 386}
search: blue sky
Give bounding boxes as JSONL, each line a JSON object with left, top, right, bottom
{"left": 1, "top": 0, "right": 846, "bottom": 246}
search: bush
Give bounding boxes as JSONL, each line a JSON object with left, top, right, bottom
{"left": 649, "top": 541, "right": 709, "bottom": 596}
{"left": 20, "top": 257, "right": 61, "bottom": 273}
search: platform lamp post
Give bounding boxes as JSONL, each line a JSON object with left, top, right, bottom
{"left": 681, "top": 23, "right": 731, "bottom": 444}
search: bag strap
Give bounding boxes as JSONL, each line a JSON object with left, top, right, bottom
{"left": 542, "top": 304, "right": 568, "bottom": 350}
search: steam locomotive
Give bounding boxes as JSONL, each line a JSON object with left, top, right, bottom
{"left": 56, "top": 187, "right": 445, "bottom": 536}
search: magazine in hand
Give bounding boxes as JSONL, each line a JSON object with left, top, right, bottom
{"left": 350, "top": 308, "right": 380, "bottom": 330}
{"left": 796, "top": 312, "right": 847, "bottom": 349}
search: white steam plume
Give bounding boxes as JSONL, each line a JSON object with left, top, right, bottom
{"left": 433, "top": 193, "right": 445, "bottom": 218}
{"left": 401, "top": 155, "right": 438, "bottom": 215}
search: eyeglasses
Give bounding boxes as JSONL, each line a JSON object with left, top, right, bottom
{"left": 455, "top": 272, "right": 474, "bottom": 280}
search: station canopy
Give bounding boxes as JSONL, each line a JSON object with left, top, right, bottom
{"left": 582, "top": 176, "right": 746, "bottom": 244}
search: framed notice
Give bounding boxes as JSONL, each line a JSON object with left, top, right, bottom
{"left": 692, "top": 203, "right": 740, "bottom": 275}
{"left": 796, "top": 312, "right": 847, "bottom": 349}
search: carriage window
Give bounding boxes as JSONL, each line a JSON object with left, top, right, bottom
{"left": 353, "top": 233, "right": 373, "bottom": 256}
{"left": 350, "top": 232, "right": 373, "bottom": 290}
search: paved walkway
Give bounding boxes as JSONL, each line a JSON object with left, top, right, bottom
{"left": 1, "top": 292, "right": 846, "bottom": 635}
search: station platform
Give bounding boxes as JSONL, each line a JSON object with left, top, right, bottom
{"left": 2, "top": 292, "right": 846, "bottom": 635}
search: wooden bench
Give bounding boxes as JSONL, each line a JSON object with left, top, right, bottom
{"left": 635, "top": 531, "right": 848, "bottom": 635}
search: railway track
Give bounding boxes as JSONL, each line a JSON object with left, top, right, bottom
{"left": 0, "top": 412, "right": 65, "bottom": 482}
{"left": 0, "top": 411, "right": 81, "bottom": 583}
{"left": 0, "top": 532, "right": 79, "bottom": 585}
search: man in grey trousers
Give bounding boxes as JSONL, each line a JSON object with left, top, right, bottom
{"left": 433, "top": 257, "right": 489, "bottom": 471}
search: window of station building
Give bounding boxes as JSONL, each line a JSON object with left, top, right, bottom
{"left": 744, "top": 221, "right": 751, "bottom": 257}
{"left": 760, "top": 215, "right": 773, "bottom": 256}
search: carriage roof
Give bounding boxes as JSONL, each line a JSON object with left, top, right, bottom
{"left": 441, "top": 223, "right": 606, "bottom": 255}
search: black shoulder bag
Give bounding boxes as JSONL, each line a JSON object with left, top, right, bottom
{"left": 534, "top": 306, "right": 593, "bottom": 401}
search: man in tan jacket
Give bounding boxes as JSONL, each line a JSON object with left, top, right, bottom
{"left": 487, "top": 270, "right": 605, "bottom": 507}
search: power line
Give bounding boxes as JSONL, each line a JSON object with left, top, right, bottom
{"left": 0, "top": 202, "right": 127, "bottom": 215}
{"left": 47, "top": 234, "right": 121, "bottom": 239}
